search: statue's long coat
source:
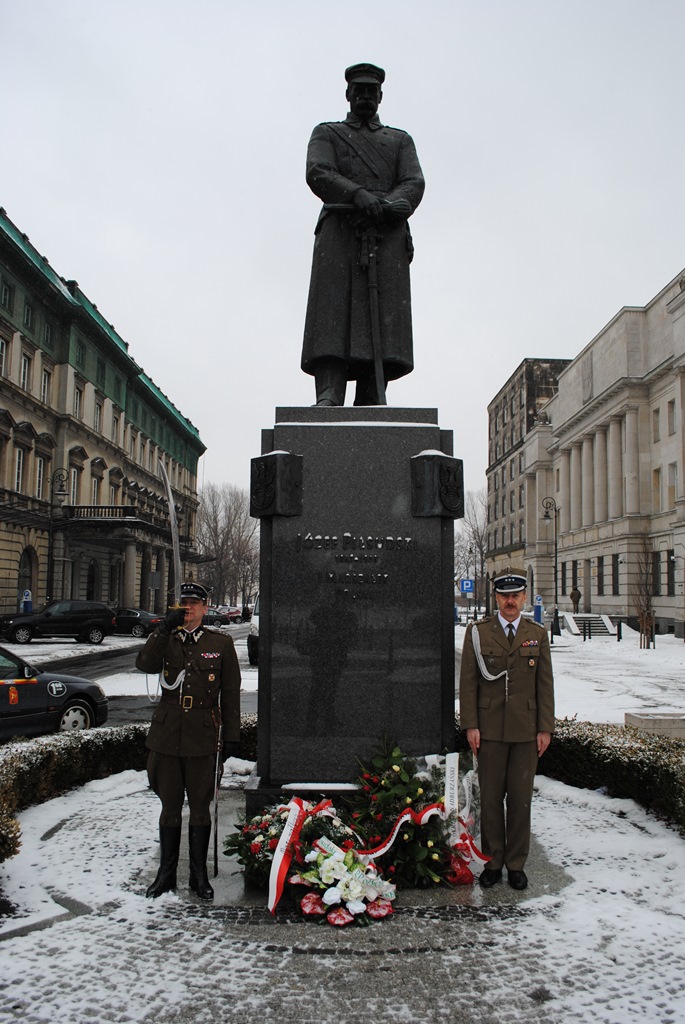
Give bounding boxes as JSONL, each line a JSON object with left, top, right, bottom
{"left": 301, "top": 113, "right": 425, "bottom": 381}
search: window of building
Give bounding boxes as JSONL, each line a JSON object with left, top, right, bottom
{"left": 555, "top": 467, "right": 560, "bottom": 492}
{"left": 668, "top": 399, "right": 676, "bottom": 435}
{"left": 494, "top": 475, "right": 499, "bottom": 491}
{"left": 96, "top": 358, "right": 106, "bottom": 388}
{"left": 668, "top": 462, "right": 677, "bottom": 508}
{"left": 43, "top": 322, "right": 53, "bottom": 347}
{"left": 667, "top": 549, "right": 675, "bottom": 597}
{"left": 561, "top": 562, "right": 567, "bottom": 595}
{"left": 519, "top": 453, "right": 525, "bottom": 472}
{"left": 110, "top": 484, "right": 117, "bottom": 505}
{"left": 20, "top": 353, "right": 32, "bottom": 392}
{"left": 501, "top": 496, "right": 506, "bottom": 516}
{"left": 112, "top": 413, "right": 120, "bottom": 444}
{"left": 612, "top": 554, "right": 620, "bottom": 596}
{"left": 652, "top": 551, "right": 662, "bottom": 596}
{"left": 519, "top": 520, "right": 524, "bottom": 543}
{"left": 23, "top": 303, "right": 34, "bottom": 331}
{"left": 70, "top": 467, "right": 79, "bottom": 504}
{"left": 35, "top": 456, "right": 45, "bottom": 500}
{"left": 653, "top": 467, "right": 662, "bottom": 513}
{"left": 509, "top": 460, "right": 515, "bottom": 481}
{"left": 509, "top": 491, "right": 515, "bottom": 512}
{"left": 571, "top": 560, "right": 578, "bottom": 590}
{"left": 73, "top": 385, "right": 83, "bottom": 419}
{"left": 510, "top": 426, "right": 516, "bottom": 447}
{"left": 510, "top": 523, "right": 515, "bottom": 545}
{"left": 130, "top": 432, "right": 137, "bottom": 459}
{"left": 94, "top": 402, "right": 103, "bottom": 434}
{"left": 91, "top": 477, "right": 100, "bottom": 505}
{"left": 501, "top": 526, "right": 506, "bottom": 547}
{"left": 652, "top": 408, "right": 660, "bottom": 442}
{"left": 0, "top": 280, "right": 13, "bottom": 312}
{"left": 14, "top": 448, "right": 24, "bottom": 492}
{"left": 75, "top": 340, "right": 86, "bottom": 367}
{"left": 501, "top": 466, "right": 505, "bottom": 485}
{"left": 597, "top": 555, "right": 604, "bottom": 596}
{"left": 0, "top": 337, "right": 6, "bottom": 377}
{"left": 40, "top": 369, "right": 51, "bottom": 404}
{"left": 519, "top": 484, "right": 524, "bottom": 508}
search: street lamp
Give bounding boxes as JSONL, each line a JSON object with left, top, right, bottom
{"left": 46, "top": 469, "right": 69, "bottom": 603}
{"left": 541, "top": 496, "right": 561, "bottom": 639}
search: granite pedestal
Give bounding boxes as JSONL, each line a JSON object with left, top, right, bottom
{"left": 249, "top": 406, "right": 461, "bottom": 808}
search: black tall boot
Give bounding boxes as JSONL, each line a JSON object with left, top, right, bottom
{"left": 146, "top": 825, "right": 181, "bottom": 898}
{"left": 188, "top": 824, "right": 214, "bottom": 900}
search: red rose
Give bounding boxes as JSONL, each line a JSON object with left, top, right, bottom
{"left": 342, "top": 839, "right": 355, "bottom": 850}
{"left": 375, "top": 813, "right": 383, "bottom": 821}
{"left": 372, "top": 776, "right": 379, "bottom": 783}
{"left": 300, "top": 892, "right": 326, "bottom": 916}
{"left": 363, "top": 773, "right": 371, "bottom": 780}
{"left": 268, "top": 838, "right": 279, "bottom": 850}
{"left": 352, "top": 812, "right": 360, "bottom": 819}
{"left": 371, "top": 794, "right": 378, "bottom": 801}
{"left": 250, "top": 842, "right": 261, "bottom": 855}
{"left": 366, "top": 898, "right": 394, "bottom": 919}
{"left": 327, "top": 907, "right": 354, "bottom": 926}
{"left": 363, "top": 785, "right": 371, "bottom": 792}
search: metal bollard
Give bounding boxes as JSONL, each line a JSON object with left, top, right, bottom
{"left": 617, "top": 620, "right": 622, "bottom": 642}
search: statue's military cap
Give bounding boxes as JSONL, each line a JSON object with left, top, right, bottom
{"left": 345, "top": 63, "right": 385, "bottom": 85}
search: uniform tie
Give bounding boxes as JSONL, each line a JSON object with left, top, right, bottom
{"left": 507, "top": 623, "right": 515, "bottom": 647}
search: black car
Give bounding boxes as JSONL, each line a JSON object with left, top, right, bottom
{"left": 203, "top": 607, "right": 234, "bottom": 627}
{"left": 0, "top": 600, "right": 117, "bottom": 645}
{"left": 114, "top": 608, "right": 163, "bottom": 638}
{"left": 0, "top": 645, "right": 108, "bottom": 739}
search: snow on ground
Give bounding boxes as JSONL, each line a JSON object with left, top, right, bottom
{"left": 0, "top": 624, "right": 684, "bottom": 1022}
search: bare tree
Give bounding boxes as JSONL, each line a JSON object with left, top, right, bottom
{"left": 196, "top": 484, "right": 259, "bottom": 605}
{"left": 454, "top": 488, "right": 488, "bottom": 614}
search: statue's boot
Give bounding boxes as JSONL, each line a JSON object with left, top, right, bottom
{"left": 146, "top": 825, "right": 181, "bottom": 898}
{"left": 188, "top": 825, "right": 214, "bottom": 901}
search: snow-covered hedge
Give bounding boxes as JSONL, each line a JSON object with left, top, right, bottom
{"left": 0, "top": 714, "right": 258, "bottom": 863}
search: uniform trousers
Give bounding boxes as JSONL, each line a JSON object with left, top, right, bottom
{"left": 478, "top": 739, "right": 539, "bottom": 872}
{"left": 147, "top": 752, "right": 215, "bottom": 827}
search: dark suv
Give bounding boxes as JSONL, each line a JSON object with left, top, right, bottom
{"left": 0, "top": 600, "right": 117, "bottom": 645}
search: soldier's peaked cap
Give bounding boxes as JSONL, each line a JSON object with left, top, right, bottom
{"left": 345, "top": 63, "right": 385, "bottom": 85}
{"left": 180, "top": 581, "right": 209, "bottom": 601}
{"left": 493, "top": 568, "right": 527, "bottom": 593}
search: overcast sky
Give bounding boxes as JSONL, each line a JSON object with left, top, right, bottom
{"left": 3, "top": 0, "right": 684, "bottom": 495}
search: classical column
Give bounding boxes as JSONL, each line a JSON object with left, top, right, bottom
{"left": 559, "top": 450, "right": 571, "bottom": 535}
{"left": 570, "top": 443, "right": 582, "bottom": 532}
{"left": 608, "top": 416, "right": 623, "bottom": 519}
{"left": 594, "top": 427, "right": 608, "bottom": 523}
{"left": 123, "top": 540, "right": 137, "bottom": 607}
{"left": 582, "top": 435, "right": 594, "bottom": 527}
{"left": 625, "top": 407, "right": 640, "bottom": 516}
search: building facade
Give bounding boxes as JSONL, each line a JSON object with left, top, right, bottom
{"left": 0, "top": 208, "right": 205, "bottom": 614}
{"left": 486, "top": 270, "right": 685, "bottom": 636}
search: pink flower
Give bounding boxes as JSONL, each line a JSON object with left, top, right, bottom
{"left": 366, "top": 899, "right": 394, "bottom": 919}
{"left": 300, "top": 892, "right": 326, "bottom": 916}
{"left": 327, "top": 907, "right": 354, "bottom": 926}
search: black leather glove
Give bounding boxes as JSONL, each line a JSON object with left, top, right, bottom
{"left": 223, "top": 740, "right": 241, "bottom": 761}
{"left": 160, "top": 607, "right": 187, "bottom": 633}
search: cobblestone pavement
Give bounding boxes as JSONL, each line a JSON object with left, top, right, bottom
{"left": 1, "top": 784, "right": 683, "bottom": 1024}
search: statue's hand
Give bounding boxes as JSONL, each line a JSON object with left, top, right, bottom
{"left": 353, "top": 188, "right": 383, "bottom": 220}
{"left": 382, "top": 198, "right": 412, "bottom": 220}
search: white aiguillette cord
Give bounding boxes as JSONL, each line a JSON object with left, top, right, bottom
{"left": 470, "top": 623, "right": 509, "bottom": 702}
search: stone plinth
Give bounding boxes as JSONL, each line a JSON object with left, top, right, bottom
{"left": 251, "top": 407, "right": 460, "bottom": 787}
{"left": 625, "top": 712, "right": 685, "bottom": 739}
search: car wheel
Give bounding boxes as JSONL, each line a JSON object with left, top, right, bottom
{"left": 131, "top": 624, "right": 146, "bottom": 638}
{"left": 212, "top": 618, "right": 222, "bottom": 627}
{"left": 58, "top": 700, "right": 94, "bottom": 731}
{"left": 11, "top": 625, "right": 32, "bottom": 644}
{"left": 86, "top": 626, "right": 104, "bottom": 644}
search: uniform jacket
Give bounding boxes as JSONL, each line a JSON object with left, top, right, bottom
{"left": 137, "top": 626, "right": 241, "bottom": 757}
{"left": 301, "top": 113, "right": 425, "bottom": 380}
{"left": 459, "top": 616, "right": 555, "bottom": 743}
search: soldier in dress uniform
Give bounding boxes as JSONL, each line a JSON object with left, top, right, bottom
{"left": 136, "top": 582, "right": 241, "bottom": 900}
{"left": 459, "top": 569, "right": 555, "bottom": 890}
{"left": 301, "top": 62, "right": 425, "bottom": 406}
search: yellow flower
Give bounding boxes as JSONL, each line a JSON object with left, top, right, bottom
{"left": 431, "top": 853, "right": 440, "bottom": 861}
{"left": 417, "top": 787, "right": 424, "bottom": 796}
{"left": 403, "top": 833, "right": 410, "bottom": 841}
{"left": 405, "top": 797, "right": 412, "bottom": 805}
{"left": 427, "top": 840, "right": 434, "bottom": 848}
{"left": 392, "top": 765, "right": 401, "bottom": 772}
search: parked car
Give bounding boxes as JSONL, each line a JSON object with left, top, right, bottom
{"left": 203, "top": 607, "right": 233, "bottom": 627}
{"left": 0, "top": 600, "right": 117, "bottom": 645}
{"left": 216, "top": 605, "right": 244, "bottom": 624}
{"left": 247, "top": 593, "right": 259, "bottom": 665}
{"left": 114, "top": 608, "right": 163, "bottom": 637}
{"left": 0, "top": 644, "right": 108, "bottom": 739}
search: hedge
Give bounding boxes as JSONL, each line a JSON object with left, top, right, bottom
{"left": 0, "top": 714, "right": 682, "bottom": 864}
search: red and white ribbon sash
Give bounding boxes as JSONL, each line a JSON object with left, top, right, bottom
{"left": 267, "top": 797, "right": 334, "bottom": 913}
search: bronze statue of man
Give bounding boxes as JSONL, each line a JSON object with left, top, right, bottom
{"left": 301, "top": 63, "right": 425, "bottom": 406}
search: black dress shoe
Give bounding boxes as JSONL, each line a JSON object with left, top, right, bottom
{"left": 508, "top": 870, "right": 528, "bottom": 890}
{"left": 479, "top": 868, "right": 502, "bottom": 888}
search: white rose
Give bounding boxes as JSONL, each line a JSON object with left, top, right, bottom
{"left": 322, "top": 887, "right": 342, "bottom": 905}
{"left": 346, "top": 900, "right": 366, "bottom": 916}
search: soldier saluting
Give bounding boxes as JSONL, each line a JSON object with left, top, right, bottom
{"left": 301, "top": 62, "right": 425, "bottom": 406}
{"left": 137, "top": 582, "right": 241, "bottom": 900}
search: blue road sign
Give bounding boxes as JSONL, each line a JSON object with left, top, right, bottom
{"left": 460, "top": 579, "right": 475, "bottom": 594}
